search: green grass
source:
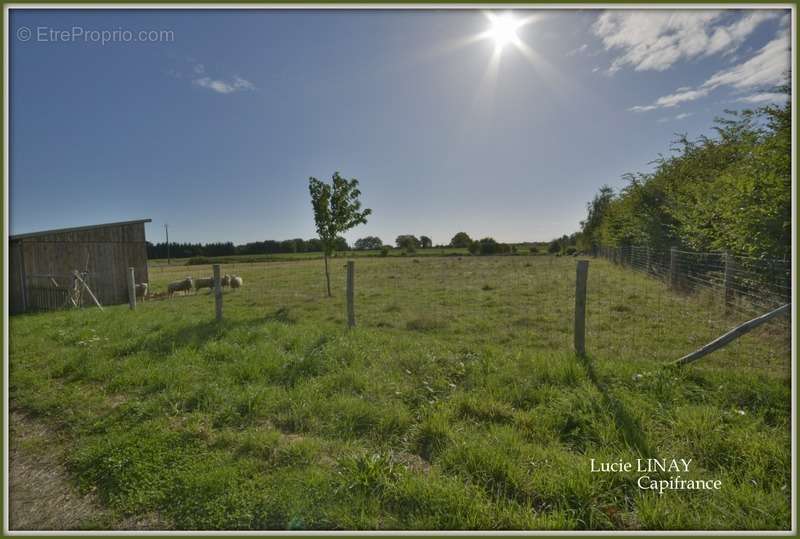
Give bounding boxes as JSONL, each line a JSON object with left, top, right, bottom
{"left": 10, "top": 256, "right": 790, "bottom": 530}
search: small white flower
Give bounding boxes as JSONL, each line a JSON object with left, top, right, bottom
{"left": 632, "top": 374, "right": 643, "bottom": 381}
{"left": 737, "top": 409, "right": 746, "bottom": 416}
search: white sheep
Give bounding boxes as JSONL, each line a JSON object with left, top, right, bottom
{"left": 194, "top": 277, "right": 215, "bottom": 292}
{"left": 167, "top": 276, "right": 194, "bottom": 297}
{"left": 230, "top": 275, "right": 243, "bottom": 290}
{"left": 221, "top": 274, "right": 231, "bottom": 287}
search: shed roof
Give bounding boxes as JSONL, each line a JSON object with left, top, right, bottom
{"left": 10, "top": 219, "right": 152, "bottom": 241}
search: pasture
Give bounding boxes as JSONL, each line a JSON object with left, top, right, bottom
{"left": 9, "top": 255, "right": 791, "bottom": 530}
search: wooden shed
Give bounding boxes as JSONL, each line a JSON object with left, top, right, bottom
{"left": 9, "top": 219, "right": 151, "bottom": 314}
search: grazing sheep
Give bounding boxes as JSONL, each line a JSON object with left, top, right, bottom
{"left": 194, "top": 277, "right": 215, "bottom": 292}
{"left": 230, "top": 275, "right": 243, "bottom": 290}
{"left": 221, "top": 274, "right": 231, "bottom": 287}
{"left": 167, "top": 276, "right": 194, "bottom": 297}
{"left": 135, "top": 283, "right": 149, "bottom": 300}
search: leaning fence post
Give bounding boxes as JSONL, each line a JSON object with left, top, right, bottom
{"left": 127, "top": 267, "right": 136, "bottom": 310}
{"left": 669, "top": 247, "right": 678, "bottom": 289}
{"left": 346, "top": 260, "right": 355, "bottom": 328}
{"left": 213, "top": 264, "right": 223, "bottom": 322}
{"left": 574, "top": 260, "right": 589, "bottom": 356}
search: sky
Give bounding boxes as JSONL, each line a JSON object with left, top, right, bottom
{"left": 9, "top": 8, "right": 792, "bottom": 246}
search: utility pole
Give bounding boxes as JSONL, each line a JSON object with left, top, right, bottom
{"left": 165, "top": 223, "right": 170, "bottom": 265}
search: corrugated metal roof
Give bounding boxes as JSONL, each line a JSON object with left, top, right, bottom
{"left": 10, "top": 219, "right": 152, "bottom": 241}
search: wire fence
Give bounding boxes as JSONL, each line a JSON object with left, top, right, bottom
{"left": 598, "top": 245, "right": 790, "bottom": 324}
{"left": 147, "top": 253, "right": 791, "bottom": 374}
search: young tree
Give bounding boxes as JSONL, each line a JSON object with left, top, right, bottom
{"left": 420, "top": 235, "right": 433, "bottom": 249}
{"left": 309, "top": 172, "right": 371, "bottom": 297}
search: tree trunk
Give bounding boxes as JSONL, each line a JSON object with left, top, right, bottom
{"left": 324, "top": 253, "right": 332, "bottom": 297}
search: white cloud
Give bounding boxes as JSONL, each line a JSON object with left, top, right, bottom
{"left": 593, "top": 10, "right": 780, "bottom": 73}
{"left": 193, "top": 63, "right": 206, "bottom": 75}
{"left": 735, "top": 92, "right": 789, "bottom": 104}
{"left": 628, "top": 30, "right": 789, "bottom": 112}
{"left": 567, "top": 43, "right": 589, "bottom": 56}
{"left": 703, "top": 30, "right": 789, "bottom": 90}
{"left": 657, "top": 112, "right": 694, "bottom": 123}
{"left": 193, "top": 75, "right": 255, "bottom": 94}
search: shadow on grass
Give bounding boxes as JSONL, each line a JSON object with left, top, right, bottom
{"left": 576, "top": 353, "right": 657, "bottom": 460}
{"left": 133, "top": 311, "right": 299, "bottom": 357}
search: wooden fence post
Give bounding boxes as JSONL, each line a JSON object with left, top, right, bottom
{"left": 723, "top": 251, "right": 734, "bottom": 312}
{"left": 213, "top": 264, "right": 223, "bottom": 322}
{"left": 675, "top": 303, "right": 790, "bottom": 366}
{"left": 669, "top": 247, "right": 678, "bottom": 289}
{"left": 346, "top": 260, "right": 355, "bottom": 328}
{"left": 127, "top": 267, "right": 136, "bottom": 310}
{"left": 574, "top": 260, "right": 589, "bottom": 356}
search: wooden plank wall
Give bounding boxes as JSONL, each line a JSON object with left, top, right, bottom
{"left": 9, "top": 222, "right": 149, "bottom": 313}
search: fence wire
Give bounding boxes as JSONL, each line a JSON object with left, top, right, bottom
{"left": 146, "top": 251, "right": 790, "bottom": 373}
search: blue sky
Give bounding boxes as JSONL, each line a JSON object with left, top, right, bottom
{"left": 10, "top": 8, "right": 791, "bottom": 245}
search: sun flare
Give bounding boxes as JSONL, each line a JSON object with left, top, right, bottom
{"left": 486, "top": 13, "right": 522, "bottom": 49}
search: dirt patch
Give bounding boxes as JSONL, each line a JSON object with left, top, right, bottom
{"left": 9, "top": 410, "right": 167, "bottom": 531}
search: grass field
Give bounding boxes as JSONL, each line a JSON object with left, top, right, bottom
{"left": 9, "top": 255, "right": 791, "bottom": 530}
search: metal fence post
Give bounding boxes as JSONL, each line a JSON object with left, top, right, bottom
{"left": 346, "top": 261, "right": 355, "bottom": 328}
{"left": 574, "top": 260, "right": 589, "bottom": 356}
{"left": 213, "top": 264, "right": 223, "bottom": 322}
{"left": 127, "top": 267, "right": 136, "bottom": 310}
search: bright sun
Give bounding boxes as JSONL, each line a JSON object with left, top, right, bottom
{"left": 486, "top": 13, "right": 522, "bottom": 49}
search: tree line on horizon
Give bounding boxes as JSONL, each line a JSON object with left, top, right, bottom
{"left": 561, "top": 90, "right": 790, "bottom": 260}
{"left": 146, "top": 231, "right": 533, "bottom": 259}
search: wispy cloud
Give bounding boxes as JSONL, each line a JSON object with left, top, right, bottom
{"left": 734, "top": 92, "right": 789, "bottom": 104}
{"left": 657, "top": 112, "right": 694, "bottom": 123}
{"left": 593, "top": 10, "right": 779, "bottom": 74}
{"left": 193, "top": 75, "right": 255, "bottom": 94}
{"left": 168, "top": 59, "right": 255, "bottom": 95}
{"left": 628, "top": 30, "right": 789, "bottom": 112}
{"left": 567, "top": 43, "right": 588, "bottom": 56}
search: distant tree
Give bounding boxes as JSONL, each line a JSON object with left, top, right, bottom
{"left": 420, "top": 235, "right": 433, "bottom": 249}
{"left": 309, "top": 172, "right": 371, "bottom": 297}
{"left": 547, "top": 239, "right": 561, "bottom": 254}
{"left": 467, "top": 241, "right": 480, "bottom": 255}
{"left": 396, "top": 235, "right": 421, "bottom": 252}
{"left": 354, "top": 236, "right": 383, "bottom": 250}
{"left": 450, "top": 232, "right": 472, "bottom": 248}
{"left": 333, "top": 236, "right": 349, "bottom": 251}
{"left": 307, "top": 238, "right": 324, "bottom": 252}
{"left": 280, "top": 239, "right": 299, "bottom": 253}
